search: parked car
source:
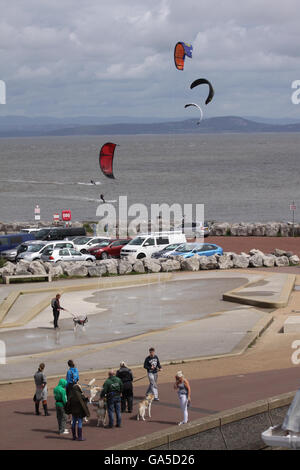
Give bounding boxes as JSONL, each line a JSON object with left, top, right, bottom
{"left": 41, "top": 247, "right": 96, "bottom": 263}
{"left": 150, "top": 243, "right": 183, "bottom": 259}
{"left": 120, "top": 231, "right": 186, "bottom": 260}
{"left": 16, "top": 241, "right": 75, "bottom": 262}
{"left": 1, "top": 240, "right": 44, "bottom": 261}
{"left": 0, "top": 233, "right": 35, "bottom": 253}
{"left": 34, "top": 226, "right": 86, "bottom": 241}
{"left": 88, "top": 238, "right": 131, "bottom": 260}
{"left": 73, "top": 237, "right": 111, "bottom": 254}
{"left": 167, "top": 243, "right": 223, "bottom": 259}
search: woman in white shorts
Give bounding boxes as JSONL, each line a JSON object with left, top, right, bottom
{"left": 174, "top": 371, "right": 191, "bottom": 425}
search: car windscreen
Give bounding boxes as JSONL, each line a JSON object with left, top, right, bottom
{"left": 26, "top": 244, "right": 45, "bottom": 253}
{"left": 164, "top": 243, "right": 180, "bottom": 251}
{"left": 93, "top": 241, "right": 111, "bottom": 248}
{"left": 128, "top": 237, "right": 145, "bottom": 246}
{"left": 74, "top": 237, "right": 92, "bottom": 245}
{"left": 175, "top": 243, "right": 198, "bottom": 252}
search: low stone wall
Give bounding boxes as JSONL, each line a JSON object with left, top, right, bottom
{"left": 109, "top": 391, "right": 294, "bottom": 451}
{"left": 210, "top": 222, "right": 300, "bottom": 237}
{"left": 0, "top": 248, "right": 299, "bottom": 281}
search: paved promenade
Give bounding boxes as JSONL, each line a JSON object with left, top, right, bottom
{"left": 1, "top": 367, "right": 300, "bottom": 450}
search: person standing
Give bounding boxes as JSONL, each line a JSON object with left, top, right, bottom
{"left": 144, "top": 347, "right": 162, "bottom": 401}
{"left": 53, "top": 378, "right": 69, "bottom": 435}
{"left": 66, "top": 360, "right": 79, "bottom": 398}
{"left": 116, "top": 361, "right": 134, "bottom": 413}
{"left": 100, "top": 370, "right": 123, "bottom": 428}
{"left": 33, "top": 363, "right": 50, "bottom": 416}
{"left": 51, "top": 293, "right": 65, "bottom": 329}
{"left": 65, "top": 384, "right": 90, "bottom": 441}
{"left": 174, "top": 371, "right": 191, "bottom": 425}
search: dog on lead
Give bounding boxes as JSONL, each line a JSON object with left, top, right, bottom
{"left": 137, "top": 393, "right": 155, "bottom": 421}
{"left": 88, "top": 379, "right": 108, "bottom": 427}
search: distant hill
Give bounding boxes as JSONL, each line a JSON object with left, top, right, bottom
{"left": 1, "top": 115, "right": 300, "bottom": 137}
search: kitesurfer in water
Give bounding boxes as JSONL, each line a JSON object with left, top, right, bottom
{"left": 100, "top": 194, "right": 105, "bottom": 203}
{"left": 90, "top": 180, "right": 95, "bottom": 185}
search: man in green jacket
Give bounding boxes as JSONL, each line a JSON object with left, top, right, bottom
{"left": 101, "top": 370, "right": 123, "bottom": 428}
{"left": 54, "top": 378, "right": 69, "bottom": 435}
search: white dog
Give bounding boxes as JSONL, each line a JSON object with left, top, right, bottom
{"left": 137, "top": 393, "right": 155, "bottom": 421}
{"left": 87, "top": 378, "right": 102, "bottom": 403}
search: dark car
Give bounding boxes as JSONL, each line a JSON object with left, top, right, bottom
{"left": 151, "top": 243, "right": 183, "bottom": 259}
{"left": 34, "top": 227, "right": 86, "bottom": 241}
{"left": 88, "top": 238, "right": 131, "bottom": 260}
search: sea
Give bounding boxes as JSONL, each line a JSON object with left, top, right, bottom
{"left": 0, "top": 132, "right": 299, "bottom": 224}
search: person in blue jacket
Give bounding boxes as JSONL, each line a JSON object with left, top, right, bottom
{"left": 66, "top": 359, "right": 79, "bottom": 398}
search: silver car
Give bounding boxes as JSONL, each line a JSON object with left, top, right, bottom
{"left": 73, "top": 236, "right": 111, "bottom": 253}
{"left": 41, "top": 247, "right": 96, "bottom": 263}
{"left": 16, "top": 241, "right": 75, "bottom": 262}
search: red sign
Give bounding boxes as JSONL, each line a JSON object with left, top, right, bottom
{"left": 290, "top": 205, "right": 297, "bottom": 211}
{"left": 62, "top": 210, "right": 72, "bottom": 221}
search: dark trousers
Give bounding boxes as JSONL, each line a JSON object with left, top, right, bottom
{"left": 121, "top": 384, "right": 133, "bottom": 412}
{"left": 53, "top": 310, "right": 59, "bottom": 328}
{"left": 56, "top": 406, "right": 67, "bottom": 433}
{"left": 107, "top": 396, "right": 121, "bottom": 427}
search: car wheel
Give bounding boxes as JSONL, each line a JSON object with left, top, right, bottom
{"left": 100, "top": 252, "right": 108, "bottom": 260}
{"left": 80, "top": 249, "right": 88, "bottom": 254}
{"left": 86, "top": 258, "right": 94, "bottom": 262}
{"left": 137, "top": 253, "right": 145, "bottom": 259}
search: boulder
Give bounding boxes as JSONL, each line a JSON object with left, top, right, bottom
{"left": 249, "top": 254, "right": 264, "bottom": 268}
{"left": 217, "top": 254, "right": 234, "bottom": 270}
{"left": 273, "top": 249, "right": 287, "bottom": 257}
{"left": 0, "top": 261, "right": 16, "bottom": 276}
{"left": 180, "top": 256, "right": 200, "bottom": 271}
{"left": 132, "top": 260, "right": 145, "bottom": 273}
{"left": 230, "top": 223, "right": 248, "bottom": 237}
{"left": 249, "top": 249, "right": 265, "bottom": 257}
{"left": 99, "top": 259, "right": 118, "bottom": 274}
{"left": 278, "top": 223, "right": 290, "bottom": 237}
{"left": 118, "top": 260, "right": 133, "bottom": 275}
{"left": 87, "top": 265, "right": 106, "bottom": 277}
{"left": 160, "top": 259, "right": 181, "bottom": 272}
{"left": 47, "top": 263, "right": 64, "bottom": 277}
{"left": 63, "top": 264, "right": 89, "bottom": 277}
{"left": 275, "top": 256, "right": 289, "bottom": 267}
{"left": 232, "top": 254, "right": 249, "bottom": 268}
{"left": 28, "top": 261, "right": 47, "bottom": 275}
{"left": 289, "top": 255, "right": 300, "bottom": 266}
{"left": 143, "top": 259, "right": 161, "bottom": 273}
{"left": 14, "top": 264, "right": 30, "bottom": 275}
{"left": 211, "top": 222, "right": 231, "bottom": 236}
{"left": 252, "top": 223, "right": 266, "bottom": 236}
{"left": 199, "top": 255, "right": 219, "bottom": 270}
{"left": 262, "top": 255, "right": 276, "bottom": 267}
{"left": 265, "top": 222, "right": 280, "bottom": 237}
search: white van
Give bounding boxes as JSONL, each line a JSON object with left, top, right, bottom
{"left": 120, "top": 231, "right": 186, "bottom": 260}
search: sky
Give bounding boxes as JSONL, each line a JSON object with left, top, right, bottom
{"left": 1, "top": 0, "right": 300, "bottom": 120}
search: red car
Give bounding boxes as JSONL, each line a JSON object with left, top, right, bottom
{"left": 88, "top": 238, "right": 131, "bottom": 260}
